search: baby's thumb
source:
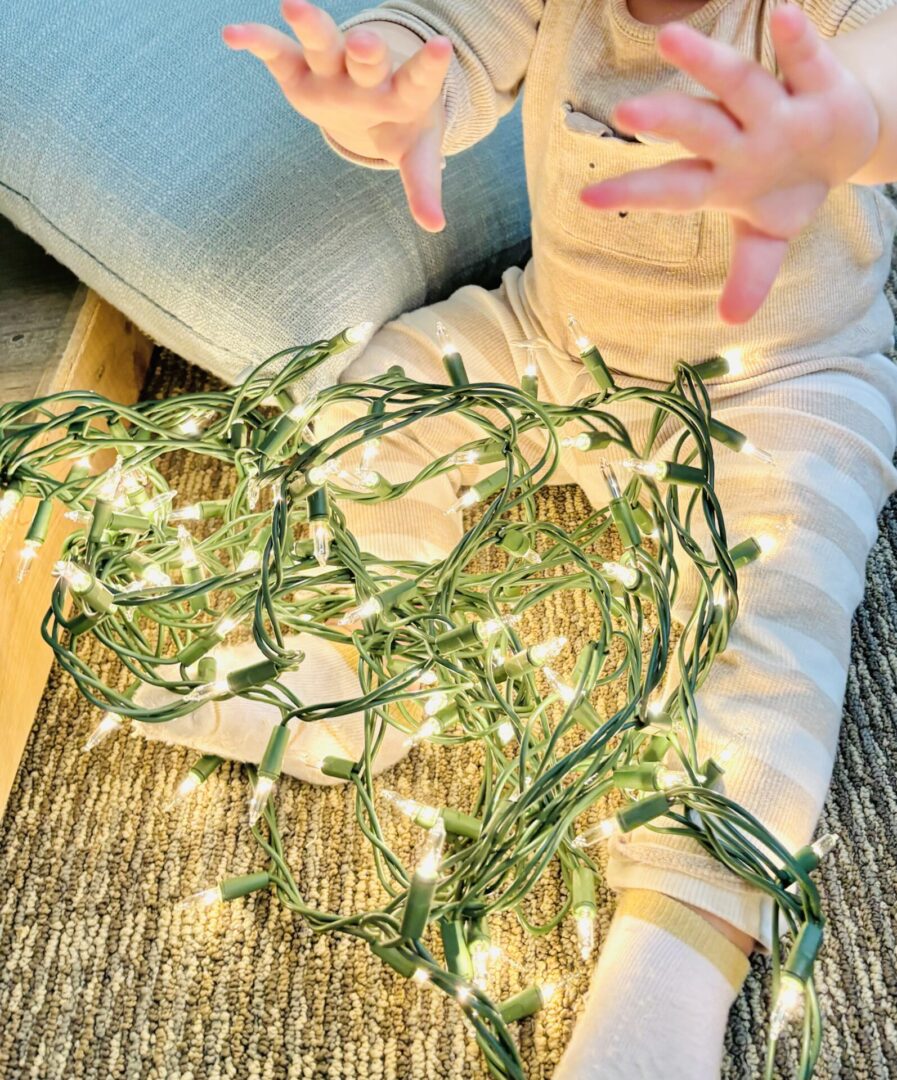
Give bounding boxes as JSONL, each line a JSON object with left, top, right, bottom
{"left": 399, "top": 123, "right": 446, "bottom": 233}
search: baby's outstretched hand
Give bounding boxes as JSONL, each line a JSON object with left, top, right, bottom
{"left": 223, "top": 1, "right": 452, "bottom": 232}
{"left": 580, "top": 3, "right": 880, "bottom": 324}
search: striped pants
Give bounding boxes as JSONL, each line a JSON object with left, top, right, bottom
{"left": 323, "top": 266, "right": 897, "bottom": 948}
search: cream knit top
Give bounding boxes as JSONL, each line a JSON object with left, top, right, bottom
{"left": 341, "top": 0, "right": 897, "bottom": 383}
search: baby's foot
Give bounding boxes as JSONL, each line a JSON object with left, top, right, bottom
{"left": 133, "top": 634, "right": 412, "bottom": 785}
{"left": 555, "top": 890, "right": 750, "bottom": 1079}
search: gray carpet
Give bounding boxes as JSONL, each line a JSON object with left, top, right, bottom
{"left": 0, "top": 347, "right": 895, "bottom": 1079}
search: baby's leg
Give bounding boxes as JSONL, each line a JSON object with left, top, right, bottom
{"left": 557, "top": 354, "right": 897, "bottom": 1079}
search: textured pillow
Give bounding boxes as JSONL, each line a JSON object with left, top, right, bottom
{"left": 0, "top": 0, "right": 530, "bottom": 388}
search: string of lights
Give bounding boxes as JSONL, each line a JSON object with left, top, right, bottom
{"left": 0, "top": 321, "right": 833, "bottom": 1079}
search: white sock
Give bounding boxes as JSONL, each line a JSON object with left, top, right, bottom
{"left": 133, "top": 634, "right": 411, "bottom": 785}
{"left": 554, "top": 890, "right": 751, "bottom": 1080}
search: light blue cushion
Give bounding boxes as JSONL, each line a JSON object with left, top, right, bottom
{"left": 0, "top": 0, "right": 529, "bottom": 387}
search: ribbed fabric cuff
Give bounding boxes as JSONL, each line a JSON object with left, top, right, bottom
{"left": 617, "top": 889, "right": 751, "bottom": 993}
{"left": 607, "top": 840, "right": 775, "bottom": 953}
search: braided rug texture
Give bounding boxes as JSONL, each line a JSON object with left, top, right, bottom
{"left": 0, "top": 340, "right": 895, "bottom": 1080}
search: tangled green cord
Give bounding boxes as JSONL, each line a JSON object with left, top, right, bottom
{"left": 0, "top": 323, "right": 831, "bottom": 1078}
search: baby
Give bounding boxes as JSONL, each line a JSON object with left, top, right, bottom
{"left": 198, "top": 1, "right": 897, "bottom": 1075}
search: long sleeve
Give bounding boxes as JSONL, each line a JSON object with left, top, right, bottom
{"left": 797, "top": 0, "right": 897, "bottom": 35}
{"left": 340, "top": 1, "right": 544, "bottom": 156}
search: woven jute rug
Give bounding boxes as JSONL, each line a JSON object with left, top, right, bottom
{"left": 0, "top": 347, "right": 895, "bottom": 1080}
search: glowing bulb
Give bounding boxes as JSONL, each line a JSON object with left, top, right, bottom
{"left": 142, "top": 565, "right": 172, "bottom": 588}
{"left": 574, "top": 817, "right": 620, "bottom": 848}
{"left": 740, "top": 440, "right": 775, "bottom": 465}
{"left": 185, "top": 678, "right": 229, "bottom": 704}
{"left": 622, "top": 457, "right": 664, "bottom": 479}
{"left": 412, "top": 967, "right": 432, "bottom": 985}
{"left": 140, "top": 490, "right": 176, "bottom": 518}
{"left": 248, "top": 775, "right": 276, "bottom": 827}
{"left": 64, "top": 509, "right": 93, "bottom": 524}
{"left": 456, "top": 985, "right": 473, "bottom": 1004}
{"left": 448, "top": 449, "right": 481, "bottom": 466}
{"left": 716, "top": 733, "right": 745, "bottom": 768}
{"left": 339, "top": 596, "right": 382, "bottom": 625}
{"left": 170, "top": 504, "right": 202, "bottom": 522}
{"left": 811, "top": 833, "right": 839, "bottom": 860}
{"left": 53, "top": 559, "right": 93, "bottom": 593}
{"left": 307, "top": 458, "right": 342, "bottom": 488}
{"left": 287, "top": 394, "right": 317, "bottom": 424}
{"left": 770, "top": 974, "right": 803, "bottom": 1040}
{"left": 424, "top": 692, "right": 449, "bottom": 717}
{"left": 543, "top": 666, "right": 577, "bottom": 705}
{"left": 646, "top": 697, "right": 666, "bottom": 718}
{"left": 17, "top": 540, "right": 41, "bottom": 582}
{"left": 602, "top": 561, "right": 640, "bottom": 589}
{"left": 345, "top": 320, "right": 374, "bottom": 345}
{"left": 178, "top": 417, "right": 202, "bottom": 436}
{"left": 756, "top": 532, "right": 778, "bottom": 554}
{"left": 381, "top": 789, "right": 440, "bottom": 828}
{"left": 478, "top": 615, "right": 518, "bottom": 638}
{"left": 237, "top": 550, "right": 262, "bottom": 573}
{"left": 540, "top": 983, "right": 558, "bottom": 1005}
{"left": 575, "top": 908, "right": 596, "bottom": 961}
{"left": 561, "top": 433, "right": 593, "bottom": 451}
{"left": 360, "top": 438, "right": 381, "bottom": 471}
{"left": 470, "top": 940, "right": 493, "bottom": 989}
{"left": 0, "top": 488, "right": 22, "bottom": 520}
{"left": 312, "top": 521, "right": 331, "bottom": 567}
{"left": 406, "top": 718, "right": 441, "bottom": 746}
{"left": 177, "top": 525, "right": 199, "bottom": 569}
{"left": 83, "top": 711, "right": 122, "bottom": 752}
{"left": 523, "top": 361, "right": 538, "bottom": 379}
{"left": 566, "top": 313, "right": 592, "bottom": 353}
{"left": 436, "top": 320, "right": 458, "bottom": 357}
{"left": 180, "top": 886, "right": 221, "bottom": 909}
{"left": 654, "top": 766, "right": 703, "bottom": 790}
{"left": 716, "top": 348, "right": 743, "bottom": 376}
{"left": 529, "top": 636, "right": 567, "bottom": 666}
{"left": 417, "top": 670, "right": 439, "bottom": 687}
{"left": 166, "top": 772, "right": 202, "bottom": 810}
{"left": 446, "top": 488, "right": 480, "bottom": 515}
{"left": 416, "top": 819, "right": 446, "bottom": 880}
{"left": 215, "top": 612, "right": 248, "bottom": 637}
{"left": 96, "top": 457, "right": 123, "bottom": 503}
{"left": 497, "top": 721, "right": 515, "bottom": 745}
{"left": 600, "top": 459, "right": 622, "bottom": 499}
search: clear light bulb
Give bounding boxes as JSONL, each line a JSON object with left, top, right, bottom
{"left": 83, "top": 711, "right": 122, "bottom": 752}
{"left": 470, "top": 940, "right": 493, "bottom": 989}
{"left": 166, "top": 772, "right": 202, "bottom": 810}
{"left": 406, "top": 718, "right": 441, "bottom": 747}
{"left": 575, "top": 907, "right": 596, "bottom": 961}
{"left": 424, "top": 692, "right": 449, "bottom": 717}
{"left": 448, "top": 448, "right": 482, "bottom": 466}
{"left": 740, "top": 440, "right": 775, "bottom": 466}
{"left": 770, "top": 974, "right": 803, "bottom": 1040}
{"left": 53, "top": 559, "right": 93, "bottom": 593}
{"left": 177, "top": 525, "right": 199, "bottom": 569}
{"left": 756, "top": 532, "right": 778, "bottom": 555}
{"left": 237, "top": 550, "right": 262, "bottom": 573}
{"left": 435, "top": 320, "right": 458, "bottom": 357}
{"left": 248, "top": 775, "right": 276, "bottom": 827}
{"left": 602, "top": 561, "right": 640, "bottom": 589}
{"left": 654, "top": 766, "right": 703, "bottom": 790}
{"left": 600, "top": 459, "right": 622, "bottom": 499}
{"left": 721, "top": 347, "right": 745, "bottom": 375}
{"left": 567, "top": 313, "right": 592, "bottom": 353}
{"left": 478, "top": 615, "right": 518, "bottom": 638}
{"left": 417, "top": 669, "right": 439, "bottom": 687}
{"left": 573, "top": 817, "right": 620, "bottom": 848}
{"left": 529, "top": 636, "right": 568, "bottom": 666}
{"left": 180, "top": 885, "right": 221, "bottom": 909}
{"left": 307, "top": 458, "right": 342, "bottom": 488}
{"left": 446, "top": 488, "right": 480, "bottom": 515}
{"left": 345, "top": 320, "right": 375, "bottom": 345}
{"left": 716, "top": 732, "right": 745, "bottom": 768}
{"left": 497, "top": 721, "right": 515, "bottom": 745}
{"left": 185, "top": 678, "right": 229, "bottom": 704}
{"left": 456, "top": 985, "right": 473, "bottom": 1004}
{"left": 339, "top": 596, "right": 382, "bottom": 625}
{"left": 215, "top": 611, "right": 248, "bottom": 637}
{"left": 543, "top": 666, "right": 577, "bottom": 705}
{"left": 0, "top": 488, "right": 22, "bottom": 520}
{"left": 141, "top": 565, "right": 172, "bottom": 589}
{"left": 811, "top": 833, "right": 839, "bottom": 860}
{"left": 17, "top": 540, "right": 41, "bottom": 582}
{"left": 523, "top": 361, "right": 538, "bottom": 379}
{"left": 622, "top": 457, "right": 664, "bottom": 479}
{"left": 287, "top": 394, "right": 317, "bottom": 425}
{"left": 170, "top": 504, "right": 202, "bottom": 522}
{"left": 381, "top": 789, "right": 440, "bottom": 828}
{"left": 539, "top": 983, "right": 558, "bottom": 1005}
{"left": 64, "top": 509, "right": 93, "bottom": 525}
{"left": 140, "top": 490, "right": 176, "bottom": 518}
{"left": 97, "top": 457, "right": 124, "bottom": 503}
{"left": 412, "top": 967, "right": 432, "bottom": 985}
{"left": 360, "top": 438, "right": 381, "bottom": 471}
{"left": 312, "top": 521, "right": 331, "bottom": 567}
{"left": 561, "top": 433, "right": 593, "bottom": 452}
{"left": 416, "top": 819, "right": 446, "bottom": 880}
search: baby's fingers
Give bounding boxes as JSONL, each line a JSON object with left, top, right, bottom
{"left": 581, "top": 158, "right": 715, "bottom": 212}
{"left": 770, "top": 3, "right": 841, "bottom": 94}
{"left": 718, "top": 219, "right": 788, "bottom": 324}
{"left": 393, "top": 36, "right": 453, "bottom": 112}
{"left": 345, "top": 28, "right": 392, "bottom": 88}
{"left": 222, "top": 23, "right": 309, "bottom": 89}
{"left": 281, "top": 0, "right": 344, "bottom": 77}
{"left": 399, "top": 123, "right": 447, "bottom": 232}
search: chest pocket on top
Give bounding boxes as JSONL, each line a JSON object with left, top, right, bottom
{"left": 549, "top": 101, "right": 704, "bottom": 265}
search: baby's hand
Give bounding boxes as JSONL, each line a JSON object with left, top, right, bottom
{"left": 580, "top": 3, "right": 880, "bottom": 324}
{"left": 223, "top": 0, "right": 453, "bottom": 232}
